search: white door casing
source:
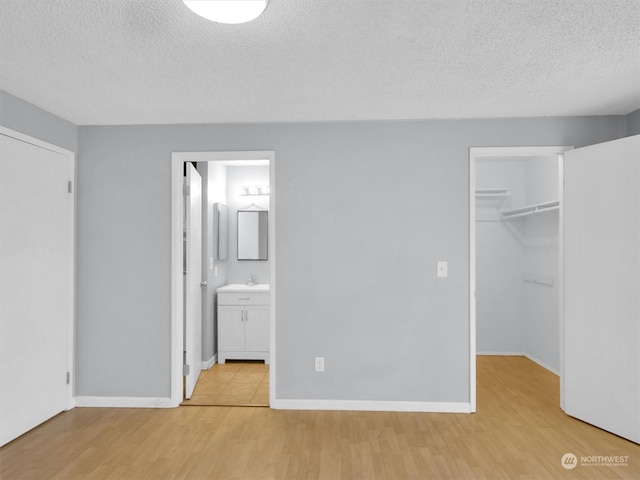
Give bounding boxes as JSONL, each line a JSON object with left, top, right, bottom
{"left": 469, "top": 146, "right": 570, "bottom": 413}
{"left": 0, "top": 129, "right": 75, "bottom": 447}
{"left": 184, "top": 164, "right": 202, "bottom": 399}
{"left": 171, "top": 151, "right": 275, "bottom": 408}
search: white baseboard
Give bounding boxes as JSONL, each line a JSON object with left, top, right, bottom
{"left": 272, "top": 399, "right": 471, "bottom": 413}
{"left": 477, "top": 351, "right": 525, "bottom": 356}
{"left": 75, "top": 396, "right": 175, "bottom": 408}
{"left": 202, "top": 354, "right": 217, "bottom": 370}
{"left": 524, "top": 353, "right": 560, "bottom": 376}
{"left": 477, "top": 351, "right": 559, "bottom": 376}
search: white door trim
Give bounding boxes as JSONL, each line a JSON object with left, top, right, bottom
{"left": 0, "top": 125, "right": 76, "bottom": 410}
{"left": 468, "top": 146, "right": 571, "bottom": 413}
{"left": 170, "top": 151, "right": 276, "bottom": 407}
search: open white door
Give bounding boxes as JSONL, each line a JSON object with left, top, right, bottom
{"left": 0, "top": 132, "right": 73, "bottom": 446}
{"left": 184, "top": 163, "right": 202, "bottom": 399}
{"left": 564, "top": 135, "right": 640, "bottom": 444}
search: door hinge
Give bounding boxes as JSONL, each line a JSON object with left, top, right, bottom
{"left": 66, "top": 372, "right": 70, "bottom": 384}
{"left": 183, "top": 364, "right": 190, "bottom": 376}
{"left": 183, "top": 184, "right": 190, "bottom": 196}
{"left": 68, "top": 180, "right": 73, "bottom": 193}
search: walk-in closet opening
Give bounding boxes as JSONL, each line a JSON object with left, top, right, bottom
{"left": 469, "top": 147, "right": 569, "bottom": 411}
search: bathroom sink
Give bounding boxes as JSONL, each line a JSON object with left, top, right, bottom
{"left": 217, "top": 283, "right": 270, "bottom": 293}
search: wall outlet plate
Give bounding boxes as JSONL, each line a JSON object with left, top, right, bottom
{"left": 315, "top": 357, "right": 325, "bottom": 372}
{"left": 437, "top": 261, "right": 448, "bottom": 278}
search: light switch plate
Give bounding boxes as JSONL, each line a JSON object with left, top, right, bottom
{"left": 437, "top": 261, "right": 448, "bottom": 278}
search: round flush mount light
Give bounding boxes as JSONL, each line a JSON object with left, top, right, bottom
{"left": 183, "top": 0, "right": 268, "bottom": 24}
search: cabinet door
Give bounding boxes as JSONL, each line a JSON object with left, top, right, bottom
{"left": 218, "top": 306, "right": 245, "bottom": 351}
{"left": 244, "top": 306, "right": 270, "bottom": 352}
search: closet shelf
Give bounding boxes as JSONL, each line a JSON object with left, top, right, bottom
{"left": 500, "top": 200, "right": 559, "bottom": 220}
{"left": 475, "top": 188, "right": 511, "bottom": 198}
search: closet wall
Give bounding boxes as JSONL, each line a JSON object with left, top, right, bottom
{"left": 476, "top": 156, "right": 560, "bottom": 373}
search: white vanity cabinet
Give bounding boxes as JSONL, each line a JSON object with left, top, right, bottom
{"left": 217, "top": 286, "right": 270, "bottom": 364}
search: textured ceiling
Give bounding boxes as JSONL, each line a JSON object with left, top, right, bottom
{"left": 0, "top": 0, "right": 638, "bottom": 125}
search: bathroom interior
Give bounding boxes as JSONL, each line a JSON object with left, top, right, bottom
{"left": 184, "top": 159, "right": 271, "bottom": 406}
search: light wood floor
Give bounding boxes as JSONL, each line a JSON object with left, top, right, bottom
{"left": 182, "top": 361, "right": 269, "bottom": 407}
{"left": 1, "top": 356, "right": 639, "bottom": 479}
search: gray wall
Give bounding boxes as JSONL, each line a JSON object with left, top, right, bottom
{"left": 0, "top": 89, "right": 77, "bottom": 152}
{"left": 627, "top": 109, "right": 640, "bottom": 136}
{"left": 76, "top": 116, "right": 626, "bottom": 401}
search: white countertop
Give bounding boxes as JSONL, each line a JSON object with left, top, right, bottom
{"left": 217, "top": 283, "right": 270, "bottom": 293}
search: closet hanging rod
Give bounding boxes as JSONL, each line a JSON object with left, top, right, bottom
{"left": 500, "top": 200, "right": 559, "bottom": 220}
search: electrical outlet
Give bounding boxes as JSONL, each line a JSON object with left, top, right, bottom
{"left": 315, "top": 357, "right": 325, "bottom": 372}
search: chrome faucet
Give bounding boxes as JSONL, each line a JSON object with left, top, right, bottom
{"left": 247, "top": 275, "right": 257, "bottom": 286}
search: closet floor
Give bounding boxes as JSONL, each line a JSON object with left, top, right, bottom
{"left": 181, "top": 360, "right": 269, "bottom": 407}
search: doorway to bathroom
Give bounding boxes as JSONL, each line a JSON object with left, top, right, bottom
{"left": 170, "top": 151, "right": 276, "bottom": 408}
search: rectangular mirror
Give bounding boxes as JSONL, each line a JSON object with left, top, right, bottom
{"left": 237, "top": 210, "right": 268, "bottom": 261}
{"left": 213, "top": 203, "right": 228, "bottom": 261}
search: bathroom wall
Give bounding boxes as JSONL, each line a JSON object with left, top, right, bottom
{"left": 199, "top": 162, "right": 228, "bottom": 364}
{"left": 226, "top": 165, "right": 270, "bottom": 285}
{"left": 200, "top": 163, "right": 269, "bottom": 362}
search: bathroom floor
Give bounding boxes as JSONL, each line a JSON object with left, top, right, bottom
{"left": 181, "top": 360, "right": 269, "bottom": 407}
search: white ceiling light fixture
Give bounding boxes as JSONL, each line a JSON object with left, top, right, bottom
{"left": 183, "top": 0, "right": 268, "bottom": 24}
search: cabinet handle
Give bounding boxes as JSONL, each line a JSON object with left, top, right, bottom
{"left": 238, "top": 297, "right": 250, "bottom": 301}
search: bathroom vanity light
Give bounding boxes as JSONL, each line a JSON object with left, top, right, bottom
{"left": 240, "top": 186, "right": 270, "bottom": 196}
{"left": 183, "top": 0, "right": 268, "bottom": 24}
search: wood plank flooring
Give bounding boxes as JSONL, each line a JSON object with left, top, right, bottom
{"left": 1, "top": 356, "right": 639, "bottom": 479}
{"left": 181, "top": 361, "right": 269, "bottom": 407}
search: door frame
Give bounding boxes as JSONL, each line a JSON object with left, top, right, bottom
{"left": 468, "top": 146, "right": 571, "bottom": 412}
{"left": 0, "top": 125, "right": 76, "bottom": 410}
{"left": 170, "top": 150, "right": 276, "bottom": 407}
